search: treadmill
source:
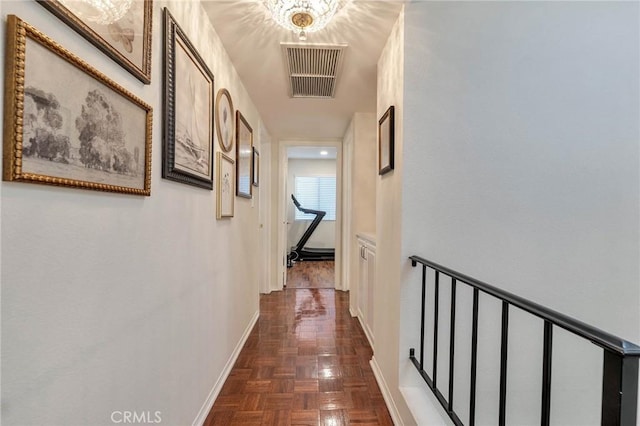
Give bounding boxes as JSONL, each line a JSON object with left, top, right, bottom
{"left": 288, "top": 194, "right": 335, "bottom": 264}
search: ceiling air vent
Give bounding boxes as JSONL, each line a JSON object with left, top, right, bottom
{"left": 281, "top": 43, "right": 347, "bottom": 98}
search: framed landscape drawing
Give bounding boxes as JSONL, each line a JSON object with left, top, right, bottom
{"left": 378, "top": 105, "right": 395, "bottom": 175}
{"left": 163, "top": 8, "right": 214, "bottom": 190}
{"left": 37, "top": 0, "right": 153, "bottom": 84}
{"left": 3, "top": 15, "right": 152, "bottom": 195}
{"left": 252, "top": 147, "right": 259, "bottom": 187}
{"left": 235, "top": 111, "right": 253, "bottom": 198}
{"left": 215, "top": 88, "right": 234, "bottom": 152}
{"left": 216, "top": 152, "right": 234, "bottom": 219}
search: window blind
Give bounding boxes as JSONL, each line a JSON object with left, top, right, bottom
{"left": 294, "top": 176, "right": 336, "bottom": 221}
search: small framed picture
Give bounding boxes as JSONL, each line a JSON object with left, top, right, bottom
{"left": 3, "top": 15, "right": 152, "bottom": 195}
{"left": 216, "top": 152, "right": 234, "bottom": 219}
{"left": 162, "top": 8, "right": 214, "bottom": 189}
{"left": 215, "top": 88, "right": 234, "bottom": 152}
{"left": 235, "top": 110, "right": 253, "bottom": 198}
{"left": 378, "top": 105, "right": 395, "bottom": 175}
{"left": 252, "top": 147, "right": 259, "bottom": 187}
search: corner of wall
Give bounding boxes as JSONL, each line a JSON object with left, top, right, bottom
{"left": 372, "top": 6, "right": 416, "bottom": 425}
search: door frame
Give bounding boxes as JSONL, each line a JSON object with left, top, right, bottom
{"left": 277, "top": 139, "right": 344, "bottom": 290}
{"left": 258, "top": 123, "right": 272, "bottom": 294}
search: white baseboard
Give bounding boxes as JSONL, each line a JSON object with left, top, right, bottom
{"left": 370, "top": 356, "right": 403, "bottom": 426}
{"left": 356, "top": 313, "right": 375, "bottom": 349}
{"left": 192, "top": 310, "right": 260, "bottom": 426}
{"left": 349, "top": 307, "right": 357, "bottom": 317}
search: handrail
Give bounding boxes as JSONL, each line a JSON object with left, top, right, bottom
{"left": 409, "top": 255, "right": 640, "bottom": 356}
{"left": 409, "top": 254, "right": 640, "bottom": 426}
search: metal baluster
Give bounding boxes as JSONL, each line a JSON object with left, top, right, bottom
{"left": 433, "top": 271, "right": 440, "bottom": 387}
{"left": 541, "top": 321, "right": 553, "bottom": 426}
{"left": 602, "top": 351, "right": 639, "bottom": 425}
{"left": 499, "top": 301, "right": 509, "bottom": 426}
{"left": 420, "top": 265, "right": 427, "bottom": 370}
{"left": 469, "top": 288, "right": 479, "bottom": 426}
{"left": 448, "top": 279, "right": 457, "bottom": 411}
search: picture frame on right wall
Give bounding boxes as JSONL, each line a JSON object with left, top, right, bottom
{"left": 378, "top": 105, "right": 395, "bottom": 175}
{"left": 252, "top": 147, "right": 259, "bottom": 187}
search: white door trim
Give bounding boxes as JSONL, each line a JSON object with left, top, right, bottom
{"left": 276, "top": 139, "right": 344, "bottom": 290}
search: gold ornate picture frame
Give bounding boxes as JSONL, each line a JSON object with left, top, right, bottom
{"left": 37, "top": 0, "right": 153, "bottom": 84}
{"left": 216, "top": 152, "right": 235, "bottom": 219}
{"left": 3, "top": 15, "right": 153, "bottom": 195}
{"left": 215, "top": 88, "right": 234, "bottom": 152}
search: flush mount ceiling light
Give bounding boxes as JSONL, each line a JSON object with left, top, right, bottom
{"left": 264, "top": 0, "right": 339, "bottom": 40}
{"left": 59, "top": 0, "right": 133, "bottom": 25}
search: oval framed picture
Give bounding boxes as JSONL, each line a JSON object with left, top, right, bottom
{"left": 215, "top": 88, "right": 234, "bottom": 152}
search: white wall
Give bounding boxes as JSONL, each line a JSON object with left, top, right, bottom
{"left": 287, "top": 158, "right": 336, "bottom": 250}
{"left": 399, "top": 2, "right": 639, "bottom": 425}
{"left": 373, "top": 8, "right": 416, "bottom": 425}
{"left": 258, "top": 122, "right": 272, "bottom": 294}
{"left": 343, "top": 113, "right": 377, "bottom": 315}
{"left": 1, "top": 1, "right": 266, "bottom": 425}
{"left": 352, "top": 113, "right": 377, "bottom": 236}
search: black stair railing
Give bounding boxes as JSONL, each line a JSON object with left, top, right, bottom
{"left": 409, "top": 255, "right": 640, "bottom": 426}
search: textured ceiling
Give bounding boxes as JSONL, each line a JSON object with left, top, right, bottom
{"left": 201, "top": 0, "right": 404, "bottom": 141}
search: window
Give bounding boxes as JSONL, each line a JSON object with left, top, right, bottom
{"left": 294, "top": 176, "right": 336, "bottom": 221}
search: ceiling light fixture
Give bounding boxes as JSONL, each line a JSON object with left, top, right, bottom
{"left": 264, "top": 0, "right": 339, "bottom": 41}
{"left": 59, "top": 0, "right": 133, "bottom": 25}
{"left": 320, "top": 150, "right": 328, "bottom": 156}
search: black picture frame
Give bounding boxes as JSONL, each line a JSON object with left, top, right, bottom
{"left": 252, "top": 147, "right": 259, "bottom": 187}
{"left": 236, "top": 110, "right": 253, "bottom": 198}
{"left": 378, "top": 105, "right": 395, "bottom": 175}
{"left": 162, "top": 8, "right": 214, "bottom": 189}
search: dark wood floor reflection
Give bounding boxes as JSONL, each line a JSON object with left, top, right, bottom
{"left": 287, "top": 261, "right": 335, "bottom": 289}
{"left": 205, "top": 289, "right": 393, "bottom": 425}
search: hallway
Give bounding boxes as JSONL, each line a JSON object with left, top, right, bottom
{"left": 205, "top": 289, "right": 393, "bottom": 425}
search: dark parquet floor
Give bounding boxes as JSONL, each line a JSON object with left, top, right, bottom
{"left": 204, "top": 288, "right": 393, "bottom": 425}
{"left": 286, "top": 261, "right": 335, "bottom": 289}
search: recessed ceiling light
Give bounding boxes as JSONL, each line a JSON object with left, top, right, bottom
{"left": 320, "top": 150, "right": 328, "bottom": 156}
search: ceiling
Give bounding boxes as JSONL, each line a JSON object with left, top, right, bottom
{"left": 287, "top": 146, "right": 338, "bottom": 159}
{"left": 201, "top": 0, "right": 404, "bottom": 141}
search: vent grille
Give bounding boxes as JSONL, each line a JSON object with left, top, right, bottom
{"left": 282, "top": 43, "right": 347, "bottom": 98}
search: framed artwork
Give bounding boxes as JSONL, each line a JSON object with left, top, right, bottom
{"left": 215, "top": 88, "right": 234, "bottom": 152}
{"left": 37, "top": 0, "right": 153, "bottom": 84}
{"left": 378, "top": 105, "right": 395, "bottom": 175}
{"left": 235, "top": 111, "right": 253, "bottom": 198}
{"left": 252, "top": 147, "right": 259, "bottom": 187}
{"left": 216, "top": 152, "right": 234, "bottom": 219}
{"left": 162, "top": 8, "right": 214, "bottom": 190}
{"left": 3, "top": 15, "right": 152, "bottom": 195}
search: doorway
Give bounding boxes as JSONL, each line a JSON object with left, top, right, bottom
{"left": 286, "top": 146, "right": 337, "bottom": 288}
{"left": 277, "top": 141, "right": 343, "bottom": 291}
